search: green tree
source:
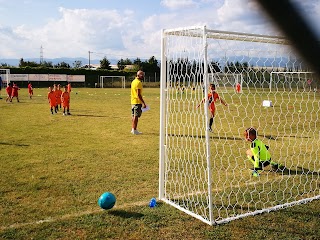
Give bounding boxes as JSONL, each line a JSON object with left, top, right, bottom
{"left": 73, "top": 60, "right": 82, "bottom": 69}
{"left": 54, "top": 62, "right": 71, "bottom": 68}
{"left": 100, "top": 56, "right": 111, "bottom": 70}
{"left": 117, "top": 58, "right": 126, "bottom": 70}
{"left": 41, "top": 61, "right": 53, "bottom": 68}
{"left": 19, "top": 58, "right": 39, "bottom": 68}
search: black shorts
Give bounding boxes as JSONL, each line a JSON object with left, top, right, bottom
{"left": 132, "top": 104, "right": 142, "bottom": 117}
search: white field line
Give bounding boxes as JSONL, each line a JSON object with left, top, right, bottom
{"left": 0, "top": 175, "right": 293, "bottom": 231}
{"left": 0, "top": 200, "right": 147, "bottom": 231}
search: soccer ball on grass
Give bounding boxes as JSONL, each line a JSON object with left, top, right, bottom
{"left": 98, "top": 192, "right": 116, "bottom": 210}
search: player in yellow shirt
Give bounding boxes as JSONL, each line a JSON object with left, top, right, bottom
{"left": 131, "top": 70, "right": 147, "bottom": 135}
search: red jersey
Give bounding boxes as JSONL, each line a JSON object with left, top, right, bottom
{"left": 48, "top": 91, "right": 56, "bottom": 107}
{"left": 55, "top": 89, "right": 62, "bottom": 104}
{"left": 28, "top": 83, "right": 33, "bottom": 93}
{"left": 61, "top": 91, "right": 70, "bottom": 107}
{"left": 207, "top": 91, "right": 220, "bottom": 113}
{"left": 6, "top": 86, "right": 12, "bottom": 96}
{"left": 11, "top": 84, "right": 20, "bottom": 97}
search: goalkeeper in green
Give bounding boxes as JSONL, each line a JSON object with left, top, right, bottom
{"left": 244, "top": 127, "right": 281, "bottom": 177}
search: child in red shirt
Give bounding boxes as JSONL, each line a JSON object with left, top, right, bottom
{"left": 197, "top": 84, "right": 228, "bottom": 132}
{"left": 28, "top": 82, "right": 33, "bottom": 99}
{"left": 61, "top": 85, "right": 71, "bottom": 115}
{"left": 55, "top": 84, "right": 63, "bottom": 110}
{"left": 11, "top": 83, "right": 20, "bottom": 102}
{"left": 48, "top": 86, "right": 57, "bottom": 114}
{"left": 5, "top": 83, "right": 13, "bottom": 102}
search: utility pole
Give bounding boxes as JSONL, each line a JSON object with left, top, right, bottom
{"left": 40, "top": 45, "right": 44, "bottom": 64}
{"left": 88, "top": 51, "right": 91, "bottom": 69}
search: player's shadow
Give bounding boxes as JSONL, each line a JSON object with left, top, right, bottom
{"left": 280, "top": 166, "right": 319, "bottom": 176}
{"left": 108, "top": 210, "right": 144, "bottom": 219}
{"left": 0, "top": 142, "right": 29, "bottom": 147}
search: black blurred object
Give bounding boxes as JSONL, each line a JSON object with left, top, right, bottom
{"left": 255, "top": 0, "right": 320, "bottom": 76}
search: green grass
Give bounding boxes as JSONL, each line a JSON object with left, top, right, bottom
{"left": 0, "top": 87, "right": 319, "bottom": 240}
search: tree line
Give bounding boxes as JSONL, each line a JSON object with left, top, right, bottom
{"left": 0, "top": 56, "right": 160, "bottom": 73}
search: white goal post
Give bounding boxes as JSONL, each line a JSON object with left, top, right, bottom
{"left": 0, "top": 69, "right": 10, "bottom": 88}
{"left": 159, "top": 26, "right": 320, "bottom": 225}
{"left": 99, "top": 75, "right": 126, "bottom": 88}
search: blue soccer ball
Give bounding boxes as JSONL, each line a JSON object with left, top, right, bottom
{"left": 98, "top": 192, "right": 116, "bottom": 210}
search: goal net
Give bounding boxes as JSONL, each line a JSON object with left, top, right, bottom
{"left": 99, "top": 76, "right": 126, "bottom": 88}
{"left": 0, "top": 69, "right": 10, "bottom": 88}
{"left": 159, "top": 26, "right": 320, "bottom": 225}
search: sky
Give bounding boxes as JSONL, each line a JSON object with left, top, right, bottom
{"left": 0, "top": 0, "right": 319, "bottom": 61}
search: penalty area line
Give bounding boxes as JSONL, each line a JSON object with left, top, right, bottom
{"left": 0, "top": 200, "right": 147, "bottom": 231}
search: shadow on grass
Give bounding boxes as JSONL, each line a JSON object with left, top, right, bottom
{"left": 0, "top": 142, "right": 29, "bottom": 147}
{"left": 264, "top": 134, "right": 310, "bottom": 140}
{"left": 71, "top": 114, "right": 107, "bottom": 118}
{"left": 108, "top": 210, "right": 144, "bottom": 219}
{"left": 168, "top": 134, "right": 243, "bottom": 141}
{"left": 281, "top": 166, "right": 320, "bottom": 176}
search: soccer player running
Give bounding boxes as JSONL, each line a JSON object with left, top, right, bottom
{"left": 244, "top": 127, "right": 283, "bottom": 177}
{"left": 197, "top": 83, "right": 228, "bottom": 132}
{"left": 61, "top": 85, "right": 71, "bottom": 115}
{"left": 27, "top": 81, "right": 33, "bottom": 99}
{"left": 48, "top": 86, "right": 57, "bottom": 114}
{"left": 131, "top": 70, "right": 147, "bottom": 135}
{"left": 11, "top": 82, "right": 20, "bottom": 102}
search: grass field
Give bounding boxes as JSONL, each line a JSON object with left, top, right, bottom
{"left": 0, "top": 87, "right": 319, "bottom": 240}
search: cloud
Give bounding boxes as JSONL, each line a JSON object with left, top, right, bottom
{"left": 160, "top": 0, "right": 198, "bottom": 10}
{"left": 0, "top": 0, "right": 319, "bottom": 61}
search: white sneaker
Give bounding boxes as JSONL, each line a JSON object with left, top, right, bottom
{"left": 132, "top": 130, "right": 142, "bottom": 135}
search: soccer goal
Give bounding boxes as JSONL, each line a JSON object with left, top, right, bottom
{"left": 99, "top": 76, "right": 126, "bottom": 88}
{"left": 209, "top": 72, "right": 244, "bottom": 93}
{"left": 269, "top": 71, "right": 316, "bottom": 91}
{"left": 159, "top": 26, "right": 320, "bottom": 225}
{"left": 0, "top": 69, "right": 10, "bottom": 88}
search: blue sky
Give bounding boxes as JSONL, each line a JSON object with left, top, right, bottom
{"left": 0, "top": 0, "right": 319, "bottom": 61}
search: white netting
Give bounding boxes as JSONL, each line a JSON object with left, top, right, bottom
{"left": 159, "top": 26, "right": 320, "bottom": 225}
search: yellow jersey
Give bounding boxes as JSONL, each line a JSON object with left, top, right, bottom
{"left": 131, "top": 77, "right": 143, "bottom": 104}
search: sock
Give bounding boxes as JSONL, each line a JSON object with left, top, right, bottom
{"left": 209, "top": 117, "right": 213, "bottom": 128}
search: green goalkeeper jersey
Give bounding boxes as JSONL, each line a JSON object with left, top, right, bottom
{"left": 250, "top": 139, "right": 271, "bottom": 162}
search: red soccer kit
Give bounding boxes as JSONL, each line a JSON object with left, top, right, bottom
{"left": 55, "top": 89, "right": 62, "bottom": 105}
{"left": 11, "top": 84, "right": 19, "bottom": 97}
{"left": 207, "top": 92, "right": 220, "bottom": 115}
{"left": 6, "top": 86, "right": 12, "bottom": 96}
{"left": 48, "top": 91, "right": 56, "bottom": 107}
{"left": 61, "top": 92, "right": 70, "bottom": 108}
{"left": 28, "top": 83, "right": 33, "bottom": 94}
